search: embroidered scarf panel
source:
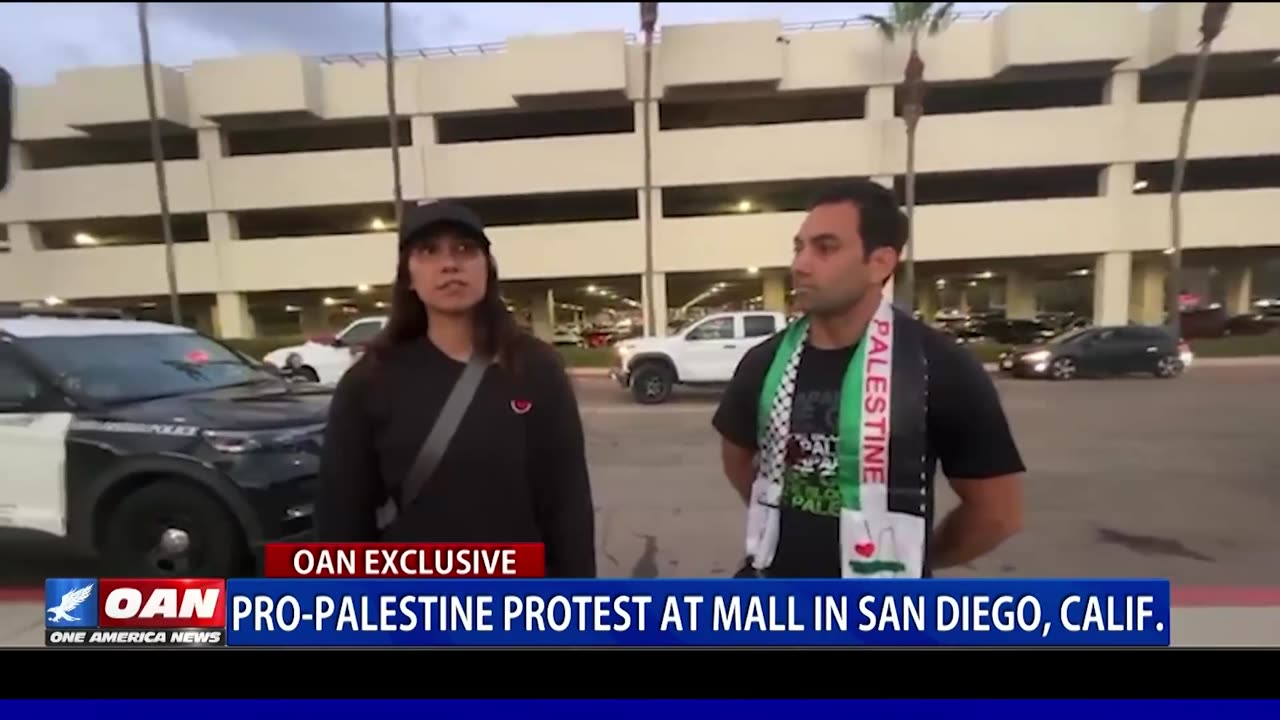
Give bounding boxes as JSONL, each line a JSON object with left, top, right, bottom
{"left": 744, "top": 300, "right": 929, "bottom": 578}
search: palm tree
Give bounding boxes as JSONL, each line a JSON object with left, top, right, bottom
{"left": 0, "top": 66, "right": 11, "bottom": 193}
{"left": 384, "top": 1, "right": 404, "bottom": 229}
{"left": 137, "top": 1, "right": 181, "bottom": 324}
{"left": 639, "top": 2, "right": 659, "bottom": 335}
{"left": 1167, "top": 2, "right": 1231, "bottom": 338}
{"left": 863, "top": 2, "right": 956, "bottom": 312}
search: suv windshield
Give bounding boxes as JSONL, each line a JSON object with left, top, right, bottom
{"left": 20, "top": 331, "right": 274, "bottom": 404}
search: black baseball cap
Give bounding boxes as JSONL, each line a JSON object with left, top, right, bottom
{"left": 399, "top": 199, "right": 490, "bottom": 250}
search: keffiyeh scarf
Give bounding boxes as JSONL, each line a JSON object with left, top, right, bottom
{"left": 744, "top": 296, "right": 930, "bottom": 578}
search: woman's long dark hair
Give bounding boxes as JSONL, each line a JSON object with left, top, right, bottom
{"left": 368, "top": 239, "right": 530, "bottom": 372}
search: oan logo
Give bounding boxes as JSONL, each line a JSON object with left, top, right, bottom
{"left": 45, "top": 579, "right": 99, "bottom": 628}
{"left": 97, "top": 579, "right": 226, "bottom": 629}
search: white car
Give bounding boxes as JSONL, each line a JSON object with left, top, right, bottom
{"left": 553, "top": 327, "right": 584, "bottom": 347}
{"left": 263, "top": 316, "right": 386, "bottom": 385}
{"left": 609, "top": 311, "right": 788, "bottom": 404}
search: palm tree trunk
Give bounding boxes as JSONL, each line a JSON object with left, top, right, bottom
{"left": 384, "top": 1, "right": 404, "bottom": 229}
{"left": 0, "top": 68, "right": 11, "bottom": 193}
{"left": 1168, "top": 40, "right": 1214, "bottom": 338}
{"left": 641, "top": 34, "right": 657, "bottom": 336}
{"left": 903, "top": 117, "right": 918, "bottom": 311}
{"left": 137, "top": 1, "right": 181, "bottom": 325}
{"left": 900, "top": 35, "right": 924, "bottom": 313}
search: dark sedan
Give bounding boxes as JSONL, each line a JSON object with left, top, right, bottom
{"left": 998, "top": 325, "right": 1193, "bottom": 381}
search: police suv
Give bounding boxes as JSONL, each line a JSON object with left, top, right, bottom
{"left": 0, "top": 308, "right": 327, "bottom": 577}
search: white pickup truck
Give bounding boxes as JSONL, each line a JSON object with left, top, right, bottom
{"left": 609, "top": 311, "right": 789, "bottom": 404}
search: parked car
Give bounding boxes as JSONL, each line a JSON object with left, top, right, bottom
{"left": 948, "top": 317, "right": 1060, "bottom": 345}
{"left": 1255, "top": 298, "right": 1280, "bottom": 317}
{"left": 0, "top": 307, "right": 327, "bottom": 577}
{"left": 1225, "top": 312, "right": 1278, "bottom": 336}
{"left": 998, "top": 325, "right": 1192, "bottom": 381}
{"left": 1180, "top": 306, "right": 1229, "bottom": 338}
{"left": 610, "top": 311, "right": 788, "bottom": 404}
{"left": 552, "top": 326, "right": 585, "bottom": 347}
{"left": 582, "top": 323, "right": 643, "bottom": 348}
{"left": 1179, "top": 305, "right": 1279, "bottom": 338}
{"left": 1037, "top": 311, "right": 1091, "bottom": 332}
{"left": 263, "top": 316, "right": 387, "bottom": 385}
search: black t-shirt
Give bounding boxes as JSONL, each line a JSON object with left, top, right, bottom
{"left": 712, "top": 316, "right": 1026, "bottom": 578}
{"left": 315, "top": 335, "right": 597, "bottom": 578}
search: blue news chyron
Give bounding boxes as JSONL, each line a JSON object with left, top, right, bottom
{"left": 223, "top": 578, "right": 1173, "bottom": 648}
{"left": 43, "top": 578, "right": 226, "bottom": 648}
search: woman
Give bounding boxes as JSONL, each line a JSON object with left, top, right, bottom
{"left": 315, "top": 200, "right": 597, "bottom": 578}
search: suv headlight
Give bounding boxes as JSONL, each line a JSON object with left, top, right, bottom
{"left": 202, "top": 425, "right": 325, "bottom": 454}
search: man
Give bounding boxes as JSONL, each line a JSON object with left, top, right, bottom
{"left": 712, "top": 180, "right": 1025, "bottom": 579}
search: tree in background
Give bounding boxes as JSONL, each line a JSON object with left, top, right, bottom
{"left": 1167, "top": 2, "right": 1231, "bottom": 337}
{"left": 863, "top": 2, "right": 956, "bottom": 313}
{"left": 640, "top": 2, "right": 659, "bottom": 335}
{"left": 137, "top": 2, "right": 181, "bottom": 324}
{"left": 385, "top": 1, "right": 405, "bottom": 229}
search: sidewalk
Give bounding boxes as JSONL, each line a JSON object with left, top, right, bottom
{"left": 571, "top": 367, "right": 612, "bottom": 377}
{"left": 570, "top": 356, "right": 1280, "bottom": 379}
{"left": 980, "top": 356, "right": 1280, "bottom": 372}
{"left": 0, "top": 601, "right": 41, "bottom": 648}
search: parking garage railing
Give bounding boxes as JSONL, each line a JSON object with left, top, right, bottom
{"left": 168, "top": 10, "right": 1001, "bottom": 70}
{"left": 335, "top": 11, "right": 997, "bottom": 63}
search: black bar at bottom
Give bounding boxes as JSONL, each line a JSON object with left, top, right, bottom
{"left": 7, "top": 646, "right": 1276, "bottom": 698}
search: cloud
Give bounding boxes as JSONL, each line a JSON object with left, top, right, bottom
{"left": 0, "top": 2, "right": 1014, "bottom": 85}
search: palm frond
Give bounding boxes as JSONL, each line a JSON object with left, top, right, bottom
{"left": 897, "top": 2, "right": 934, "bottom": 22}
{"left": 861, "top": 14, "right": 896, "bottom": 41}
{"left": 640, "top": 2, "right": 658, "bottom": 34}
{"left": 929, "top": 2, "right": 957, "bottom": 35}
{"left": 1199, "top": 2, "right": 1231, "bottom": 47}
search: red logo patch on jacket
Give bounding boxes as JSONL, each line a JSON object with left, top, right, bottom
{"left": 511, "top": 399, "right": 533, "bottom": 415}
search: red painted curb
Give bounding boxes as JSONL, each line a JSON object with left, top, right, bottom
{"left": 4, "top": 585, "right": 1280, "bottom": 606}
{"left": 0, "top": 588, "right": 42, "bottom": 602}
{"left": 1169, "top": 586, "right": 1280, "bottom": 607}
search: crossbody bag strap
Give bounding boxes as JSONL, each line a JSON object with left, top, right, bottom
{"left": 376, "top": 354, "right": 491, "bottom": 531}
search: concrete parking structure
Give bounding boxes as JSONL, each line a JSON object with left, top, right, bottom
{"left": 2, "top": 4, "right": 1279, "bottom": 339}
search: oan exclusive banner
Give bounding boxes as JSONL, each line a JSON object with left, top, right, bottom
{"left": 224, "top": 578, "right": 1171, "bottom": 647}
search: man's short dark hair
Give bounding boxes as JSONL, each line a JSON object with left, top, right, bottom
{"left": 808, "top": 180, "right": 909, "bottom": 257}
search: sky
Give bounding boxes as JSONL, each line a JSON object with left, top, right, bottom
{"left": 0, "top": 2, "right": 1014, "bottom": 86}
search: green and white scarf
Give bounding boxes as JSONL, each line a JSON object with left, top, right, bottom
{"left": 744, "top": 296, "right": 927, "bottom": 578}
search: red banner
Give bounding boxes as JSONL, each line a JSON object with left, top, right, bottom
{"left": 263, "top": 542, "right": 546, "bottom": 578}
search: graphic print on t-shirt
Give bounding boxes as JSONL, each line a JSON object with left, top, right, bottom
{"left": 779, "top": 357, "right": 918, "bottom": 577}
{"left": 779, "top": 388, "right": 842, "bottom": 517}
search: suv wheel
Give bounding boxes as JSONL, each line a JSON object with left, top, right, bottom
{"left": 1154, "top": 355, "right": 1182, "bottom": 378}
{"left": 630, "top": 362, "right": 674, "bottom": 404}
{"left": 295, "top": 366, "right": 319, "bottom": 383}
{"left": 100, "top": 481, "right": 249, "bottom": 578}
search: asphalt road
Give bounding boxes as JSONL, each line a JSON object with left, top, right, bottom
{"left": 575, "top": 366, "right": 1280, "bottom": 585}
{"left": 5, "top": 365, "right": 1279, "bottom": 588}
